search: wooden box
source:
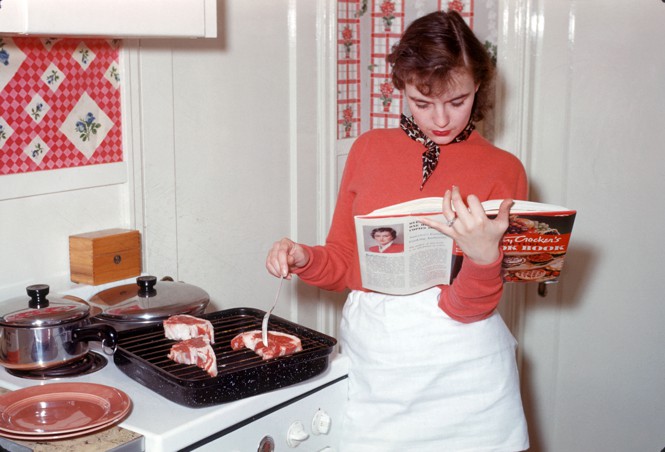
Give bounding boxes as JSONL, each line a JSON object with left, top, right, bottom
{"left": 69, "top": 228, "right": 142, "bottom": 285}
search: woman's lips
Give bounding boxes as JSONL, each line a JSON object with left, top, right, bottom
{"left": 432, "top": 130, "right": 450, "bottom": 137}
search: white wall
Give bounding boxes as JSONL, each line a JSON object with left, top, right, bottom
{"left": 0, "top": 182, "right": 132, "bottom": 301}
{"left": 497, "top": 1, "right": 665, "bottom": 450}
{"left": 0, "top": 1, "right": 341, "bottom": 337}
{"left": 130, "top": 0, "right": 342, "bottom": 334}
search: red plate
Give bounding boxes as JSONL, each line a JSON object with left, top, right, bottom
{"left": 0, "top": 418, "right": 124, "bottom": 441}
{"left": 0, "top": 382, "right": 131, "bottom": 436}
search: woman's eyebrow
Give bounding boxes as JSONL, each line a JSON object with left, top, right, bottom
{"left": 406, "top": 93, "right": 430, "bottom": 102}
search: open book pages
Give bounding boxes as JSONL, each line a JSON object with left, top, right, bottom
{"left": 354, "top": 198, "right": 576, "bottom": 295}
{"left": 368, "top": 197, "right": 572, "bottom": 217}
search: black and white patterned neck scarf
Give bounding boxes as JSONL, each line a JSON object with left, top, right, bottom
{"left": 400, "top": 114, "right": 475, "bottom": 190}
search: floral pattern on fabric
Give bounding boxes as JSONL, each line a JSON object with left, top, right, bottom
{"left": 0, "top": 38, "right": 121, "bottom": 176}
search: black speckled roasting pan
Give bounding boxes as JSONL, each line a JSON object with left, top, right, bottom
{"left": 113, "top": 307, "right": 337, "bottom": 407}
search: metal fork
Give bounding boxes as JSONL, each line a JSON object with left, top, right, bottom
{"left": 262, "top": 275, "right": 284, "bottom": 346}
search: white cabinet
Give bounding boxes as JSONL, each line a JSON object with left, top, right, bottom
{"left": 0, "top": 0, "right": 217, "bottom": 38}
{"left": 0, "top": 0, "right": 25, "bottom": 34}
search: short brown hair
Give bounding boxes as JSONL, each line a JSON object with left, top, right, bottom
{"left": 371, "top": 227, "right": 397, "bottom": 240}
{"left": 386, "top": 11, "right": 495, "bottom": 123}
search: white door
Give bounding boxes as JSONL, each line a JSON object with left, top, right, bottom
{"left": 497, "top": 1, "right": 665, "bottom": 450}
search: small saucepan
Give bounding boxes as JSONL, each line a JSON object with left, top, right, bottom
{"left": 0, "top": 284, "right": 118, "bottom": 370}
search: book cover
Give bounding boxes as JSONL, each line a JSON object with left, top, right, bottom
{"left": 500, "top": 210, "right": 576, "bottom": 283}
{"left": 354, "top": 198, "right": 576, "bottom": 295}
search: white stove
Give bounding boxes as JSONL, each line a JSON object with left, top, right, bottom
{"left": 0, "top": 351, "right": 349, "bottom": 451}
{"left": 0, "top": 280, "right": 349, "bottom": 451}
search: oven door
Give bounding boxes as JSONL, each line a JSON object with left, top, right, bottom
{"left": 186, "top": 376, "right": 347, "bottom": 451}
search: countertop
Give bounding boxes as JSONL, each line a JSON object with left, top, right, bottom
{"left": 0, "top": 387, "right": 144, "bottom": 452}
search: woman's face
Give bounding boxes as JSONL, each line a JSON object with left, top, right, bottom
{"left": 404, "top": 70, "right": 478, "bottom": 146}
{"left": 373, "top": 231, "right": 394, "bottom": 245}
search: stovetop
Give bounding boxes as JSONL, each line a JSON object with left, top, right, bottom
{"left": 0, "top": 279, "right": 349, "bottom": 451}
{"left": 0, "top": 346, "right": 349, "bottom": 451}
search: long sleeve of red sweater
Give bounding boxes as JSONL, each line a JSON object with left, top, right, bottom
{"left": 294, "top": 128, "right": 527, "bottom": 323}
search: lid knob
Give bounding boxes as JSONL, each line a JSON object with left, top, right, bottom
{"left": 136, "top": 275, "right": 157, "bottom": 297}
{"left": 26, "top": 284, "right": 50, "bottom": 309}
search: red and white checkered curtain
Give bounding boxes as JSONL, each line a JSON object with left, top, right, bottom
{"left": 368, "top": 0, "right": 403, "bottom": 130}
{"left": 0, "top": 38, "right": 122, "bottom": 175}
{"left": 337, "top": 0, "right": 362, "bottom": 139}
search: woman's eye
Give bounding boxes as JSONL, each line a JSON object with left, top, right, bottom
{"left": 450, "top": 96, "right": 470, "bottom": 107}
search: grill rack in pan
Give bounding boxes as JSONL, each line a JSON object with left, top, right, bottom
{"left": 113, "top": 307, "right": 337, "bottom": 407}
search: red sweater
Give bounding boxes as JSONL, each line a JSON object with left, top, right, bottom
{"left": 294, "top": 128, "right": 528, "bottom": 323}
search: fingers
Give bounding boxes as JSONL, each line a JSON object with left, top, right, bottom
{"left": 497, "top": 198, "right": 514, "bottom": 219}
{"left": 450, "top": 187, "right": 506, "bottom": 223}
{"left": 418, "top": 216, "right": 450, "bottom": 235}
{"left": 426, "top": 187, "right": 465, "bottom": 233}
{"left": 495, "top": 198, "right": 514, "bottom": 230}
{"left": 447, "top": 186, "right": 477, "bottom": 226}
{"left": 441, "top": 187, "right": 514, "bottom": 231}
{"left": 266, "top": 238, "right": 295, "bottom": 279}
{"left": 441, "top": 188, "right": 455, "bottom": 223}
{"left": 265, "top": 241, "right": 280, "bottom": 278}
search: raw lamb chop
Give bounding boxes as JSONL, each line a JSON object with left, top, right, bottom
{"left": 230, "top": 330, "right": 302, "bottom": 360}
{"left": 167, "top": 336, "right": 218, "bottom": 377}
{"left": 164, "top": 314, "right": 215, "bottom": 344}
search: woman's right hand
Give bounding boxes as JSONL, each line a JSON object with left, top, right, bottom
{"left": 266, "top": 238, "right": 309, "bottom": 279}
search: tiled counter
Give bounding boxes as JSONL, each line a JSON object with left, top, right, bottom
{"left": 0, "top": 387, "right": 144, "bottom": 452}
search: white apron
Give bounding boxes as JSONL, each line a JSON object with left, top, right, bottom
{"left": 339, "top": 287, "right": 528, "bottom": 452}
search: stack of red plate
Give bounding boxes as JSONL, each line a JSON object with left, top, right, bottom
{"left": 0, "top": 382, "right": 131, "bottom": 440}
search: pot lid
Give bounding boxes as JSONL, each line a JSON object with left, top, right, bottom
{"left": 0, "top": 285, "right": 90, "bottom": 327}
{"left": 88, "top": 276, "right": 210, "bottom": 322}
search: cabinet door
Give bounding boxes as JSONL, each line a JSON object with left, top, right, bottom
{"left": 0, "top": 0, "right": 26, "bottom": 34}
{"left": 26, "top": 0, "right": 216, "bottom": 38}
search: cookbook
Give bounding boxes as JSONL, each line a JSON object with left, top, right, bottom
{"left": 354, "top": 198, "right": 577, "bottom": 295}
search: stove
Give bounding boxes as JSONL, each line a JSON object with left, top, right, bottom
{"left": 0, "top": 280, "right": 349, "bottom": 451}
{"left": 0, "top": 349, "right": 349, "bottom": 451}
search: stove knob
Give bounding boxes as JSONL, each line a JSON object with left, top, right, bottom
{"left": 258, "top": 435, "right": 275, "bottom": 452}
{"left": 286, "top": 421, "right": 309, "bottom": 448}
{"left": 311, "top": 409, "right": 332, "bottom": 435}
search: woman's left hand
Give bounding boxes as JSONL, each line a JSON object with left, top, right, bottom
{"left": 419, "top": 186, "right": 512, "bottom": 265}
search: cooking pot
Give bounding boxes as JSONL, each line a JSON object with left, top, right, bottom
{"left": 88, "top": 275, "right": 210, "bottom": 331}
{"left": 0, "top": 284, "right": 118, "bottom": 370}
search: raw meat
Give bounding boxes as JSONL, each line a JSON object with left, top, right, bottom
{"left": 167, "top": 336, "right": 218, "bottom": 377}
{"left": 230, "top": 330, "right": 303, "bottom": 360}
{"left": 164, "top": 314, "right": 215, "bottom": 344}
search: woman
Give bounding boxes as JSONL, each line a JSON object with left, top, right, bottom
{"left": 266, "top": 11, "right": 529, "bottom": 451}
{"left": 368, "top": 227, "right": 403, "bottom": 253}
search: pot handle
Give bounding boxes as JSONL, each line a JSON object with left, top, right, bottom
{"left": 72, "top": 324, "right": 119, "bottom": 355}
